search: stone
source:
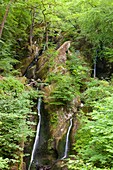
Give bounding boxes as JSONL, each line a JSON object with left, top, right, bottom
{"left": 25, "top": 65, "right": 36, "bottom": 79}
{"left": 56, "top": 41, "right": 71, "bottom": 63}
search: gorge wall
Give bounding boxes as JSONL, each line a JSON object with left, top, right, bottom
{"left": 21, "top": 41, "right": 89, "bottom": 170}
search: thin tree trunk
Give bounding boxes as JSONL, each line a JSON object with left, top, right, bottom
{"left": 0, "top": 0, "right": 13, "bottom": 39}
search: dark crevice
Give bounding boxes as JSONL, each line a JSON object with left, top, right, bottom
{"left": 92, "top": 57, "right": 113, "bottom": 80}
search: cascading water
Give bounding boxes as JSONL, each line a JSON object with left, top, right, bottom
{"left": 28, "top": 97, "right": 41, "bottom": 170}
{"left": 94, "top": 50, "right": 98, "bottom": 78}
{"left": 94, "top": 58, "right": 96, "bottom": 78}
{"left": 61, "top": 118, "right": 73, "bottom": 160}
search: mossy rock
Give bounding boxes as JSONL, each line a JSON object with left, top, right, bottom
{"left": 35, "top": 55, "right": 50, "bottom": 79}
{"left": 25, "top": 65, "right": 36, "bottom": 79}
{"left": 35, "top": 62, "right": 49, "bottom": 79}
{"left": 17, "top": 55, "right": 35, "bottom": 75}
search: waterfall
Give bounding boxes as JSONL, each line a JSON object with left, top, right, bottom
{"left": 61, "top": 118, "right": 73, "bottom": 159}
{"left": 28, "top": 97, "right": 41, "bottom": 170}
{"left": 94, "top": 61, "right": 96, "bottom": 78}
{"left": 94, "top": 50, "right": 98, "bottom": 78}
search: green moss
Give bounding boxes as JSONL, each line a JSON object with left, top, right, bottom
{"left": 35, "top": 62, "right": 49, "bottom": 79}
{"left": 50, "top": 112, "right": 58, "bottom": 128}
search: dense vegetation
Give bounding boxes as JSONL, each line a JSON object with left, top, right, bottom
{"left": 1, "top": 0, "right": 113, "bottom": 73}
{"left": 45, "top": 53, "right": 89, "bottom": 105}
{"left": 0, "top": 0, "right": 113, "bottom": 169}
{"left": 0, "top": 77, "right": 37, "bottom": 169}
{"left": 67, "top": 79, "right": 113, "bottom": 169}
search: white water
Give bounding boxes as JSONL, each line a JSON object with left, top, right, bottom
{"left": 61, "top": 118, "right": 73, "bottom": 159}
{"left": 28, "top": 97, "right": 41, "bottom": 170}
{"left": 94, "top": 62, "right": 96, "bottom": 78}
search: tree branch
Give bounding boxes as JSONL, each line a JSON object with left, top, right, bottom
{"left": 0, "top": 0, "right": 13, "bottom": 39}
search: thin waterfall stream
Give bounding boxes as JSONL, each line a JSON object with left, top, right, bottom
{"left": 94, "top": 50, "right": 98, "bottom": 78}
{"left": 28, "top": 97, "right": 41, "bottom": 170}
{"left": 94, "top": 58, "right": 96, "bottom": 78}
{"left": 61, "top": 118, "right": 73, "bottom": 160}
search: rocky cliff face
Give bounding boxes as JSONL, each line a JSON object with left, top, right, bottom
{"left": 38, "top": 42, "right": 81, "bottom": 169}
{"left": 21, "top": 41, "right": 85, "bottom": 169}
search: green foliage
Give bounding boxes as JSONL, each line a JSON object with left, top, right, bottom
{"left": 81, "top": 78, "right": 113, "bottom": 104}
{"left": 66, "top": 155, "right": 112, "bottom": 170}
{"left": 74, "top": 98, "right": 113, "bottom": 168}
{"left": 0, "top": 157, "right": 9, "bottom": 170}
{"left": 1, "top": 0, "right": 113, "bottom": 75}
{"left": 49, "top": 74, "right": 80, "bottom": 105}
{"left": 66, "top": 53, "right": 90, "bottom": 85}
{"left": 0, "top": 77, "right": 38, "bottom": 169}
{"left": 0, "top": 76, "right": 24, "bottom": 95}
{"left": 1, "top": 0, "right": 113, "bottom": 169}
{"left": 0, "top": 1, "right": 31, "bottom": 75}
{"left": 103, "top": 47, "right": 113, "bottom": 63}
{"left": 50, "top": 112, "right": 58, "bottom": 128}
{"left": 72, "top": 0, "right": 113, "bottom": 46}
{"left": 0, "top": 40, "right": 19, "bottom": 74}
{"left": 45, "top": 52, "right": 89, "bottom": 105}
{"left": 67, "top": 78, "right": 113, "bottom": 169}
{"left": 67, "top": 156, "right": 96, "bottom": 170}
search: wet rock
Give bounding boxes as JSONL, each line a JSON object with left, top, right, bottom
{"left": 25, "top": 65, "right": 36, "bottom": 79}
{"left": 20, "top": 55, "right": 36, "bottom": 75}
{"left": 35, "top": 65, "right": 49, "bottom": 80}
{"left": 36, "top": 165, "right": 51, "bottom": 170}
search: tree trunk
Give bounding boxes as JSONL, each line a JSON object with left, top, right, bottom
{"left": 0, "top": 0, "right": 13, "bottom": 39}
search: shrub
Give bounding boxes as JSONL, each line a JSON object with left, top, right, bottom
{"left": 66, "top": 53, "right": 90, "bottom": 86}
{"left": 0, "top": 157, "right": 9, "bottom": 170}
{"left": 45, "top": 52, "right": 90, "bottom": 105}
{"left": 0, "top": 76, "right": 38, "bottom": 169}
{"left": 81, "top": 78, "right": 113, "bottom": 105}
{"left": 66, "top": 78, "right": 113, "bottom": 169}
{"left": 49, "top": 74, "right": 80, "bottom": 105}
